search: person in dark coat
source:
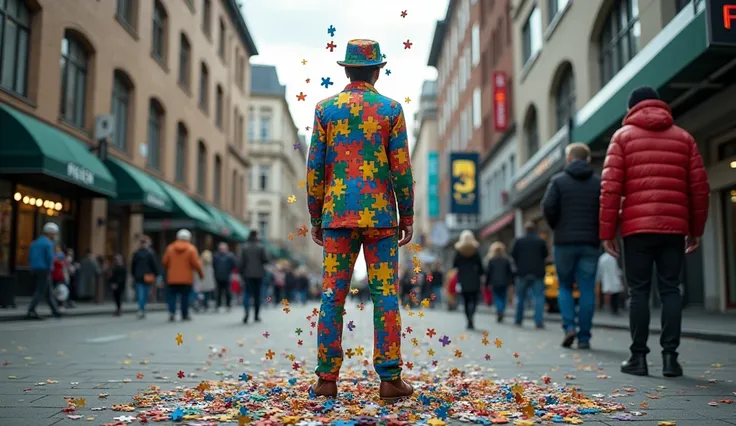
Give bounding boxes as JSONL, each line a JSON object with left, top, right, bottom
{"left": 430, "top": 262, "right": 444, "bottom": 309}
{"left": 239, "top": 230, "right": 269, "bottom": 323}
{"left": 213, "top": 242, "right": 236, "bottom": 312}
{"left": 510, "top": 221, "right": 549, "bottom": 328}
{"left": 109, "top": 254, "right": 127, "bottom": 316}
{"left": 452, "top": 230, "right": 484, "bottom": 330}
{"left": 485, "top": 242, "right": 515, "bottom": 323}
{"left": 542, "top": 142, "right": 602, "bottom": 350}
{"left": 130, "top": 236, "right": 161, "bottom": 319}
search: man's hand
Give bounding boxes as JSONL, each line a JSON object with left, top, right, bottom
{"left": 398, "top": 223, "right": 413, "bottom": 247}
{"left": 602, "top": 240, "right": 619, "bottom": 257}
{"left": 685, "top": 236, "right": 701, "bottom": 254}
{"left": 311, "top": 225, "right": 324, "bottom": 247}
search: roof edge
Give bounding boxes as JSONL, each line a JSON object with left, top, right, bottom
{"left": 427, "top": 20, "right": 446, "bottom": 67}
{"left": 225, "top": 0, "right": 259, "bottom": 56}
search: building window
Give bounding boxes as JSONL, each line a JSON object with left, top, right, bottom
{"left": 147, "top": 99, "right": 164, "bottom": 170}
{"left": 0, "top": 0, "right": 31, "bottom": 96}
{"left": 471, "top": 24, "right": 480, "bottom": 67}
{"left": 213, "top": 155, "right": 222, "bottom": 205}
{"left": 599, "top": 0, "right": 640, "bottom": 87}
{"left": 675, "top": 0, "right": 690, "bottom": 13}
{"left": 248, "top": 107, "right": 255, "bottom": 140}
{"left": 197, "top": 141, "right": 207, "bottom": 195}
{"left": 521, "top": 6, "right": 542, "bottom": 66}
{"left": 199, "top": 62, "right": 209, "bottom": 110}
{"left": 201, "top": 0, "right": 211, "bottom": 37}
{"left": 257, "top": 212, "right": 270, "bottom": 240}
{"left": 525, "top": 108, "right": 539, "bottom": 159}
{"left": 259, "top": 109, "right": 271, "bottom": 141}
{"left": 554, "top": 65, "right": 576, "bottom": 132}
{"left": 215, "top": 84, "right": 223, "bottom": 128}
{"left": 258, "top": 165, "right": 270, "bottom": 191}
{"left": 116, "top": 0, "right": 134, "bottom": 27}
{"left": 231, "top": 170, "right": 237, "bottom": 212}
{"left": 151, "top": 1, "right": 167, "bottom": 62}
{"left": 548, "top": 0, "right": 570, "bottom": 23}
{"left": 238, "top": 175, "right": 244, "bottom": 215}
{"left": 218, "top": 18, "right": 225, "bottom": 58}
{"left": 238, "top": 112, "right": 245, "bottom": 148}
{"left": 178, "top": 33, "right": 190, "bottom": 89}
{"left": 175, "top": 122, "right": 188, "bottom": 183}
{"left": 472, "top": 87, "right": 481, "bottom": 129}
{"left": 111, "top": 71, "right": 132, "bottom": 152}
{"left": 59, "top": 31, "right": 89, "bottom": 128}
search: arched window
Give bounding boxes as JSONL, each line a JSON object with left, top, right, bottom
{"left": 60, "top": 31, "right": 90, "bottom": 128}
{"left": 147, "top": 99, "right": 164, "bottom": 170}
{"left": 213, "top": 154, "right": 222, "bottom": 205}
{"left": 218, "top": 18, "right": 226, "bottom": 58}
{"left": 554, "top": 64, "right": 576, "bottom": 132}
{"left": 215, "top": 84, "right": 223, "bottom": 128}
{"left": 0, "top": 0, "right": 31, "bottom": 95}
{"left": 599, "top": 0, "right": 640, "bottom": 86}
{"left": 524, "top": 107, "right": 539, "bottom": 159}
{"left": 197, "top": 141, "right": 207, "bottom": 195}
{"left": 111, "top": 70, "right": 133, "bottom": 151}
{"left": 231, "top": 170, "right": 237, "bottom": 213}
{"left": 178, "top": 33, "right": 191, "bottom": 89}
{"left": 175, "top": 122, "right": 188, "bottom": 183}
{"left": 151, "top": 0, "right": 167, "bottom": 62}
{"left": 199, "top": 62, "right": 209, "bottom": 110}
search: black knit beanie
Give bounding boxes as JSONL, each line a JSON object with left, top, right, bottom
{"left": 627, "top": 86, "right": 660, "bottom": 109}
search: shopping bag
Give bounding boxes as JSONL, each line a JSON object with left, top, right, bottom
{"left": 230, "top": 273, "right": 241, "bottom": 294}
{"left": 483, "top": 287, "right": 493, "bottom": 306}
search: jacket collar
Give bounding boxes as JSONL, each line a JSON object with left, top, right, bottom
{"left": 344, "top": 81, "right": 378, "bottom": 93}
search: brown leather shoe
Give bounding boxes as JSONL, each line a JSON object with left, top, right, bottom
{"left": 311, "top": 378, "right": 337, "bottom": 398}
{"left": 379, "top": 378, "right": 413, "bottom": 402}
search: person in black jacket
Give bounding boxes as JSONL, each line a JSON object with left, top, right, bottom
{"left": 109, "top": 254, "right": 127, "bottom": 316}
{"left": 485, "top": 242, "right": 515, "bottom": 323}
{"left": 453, "top": 230, "right": 484, "bottom": 330}
{"left": 541, "top": 142, "right": 601, "bottom": 349}
{"left": 510, "top": 222, "right": 549, "bottom": 328}
{"left": 130, "top": 236, "right": 161, "bottom": 319}
{"left": 213, "top": 242, "right": 236, "bottom": 312}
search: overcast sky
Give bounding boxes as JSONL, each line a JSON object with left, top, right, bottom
{"left": 241, "top": 0, "right": 448, "bottom": 279}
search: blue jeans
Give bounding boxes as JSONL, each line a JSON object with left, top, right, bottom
{"left": 492, "top": 286, "right": 508, "bottom": 314}
{"left": 135, "top": 283, "right": 149, "bottom": 311}
{"left": 166, "top": 285, "right": 192, "bottom": 318}
{"left": 553, "top": 244, "right": 599, "bottom": 343}
{"left": 515, "top": 278, "right": 545, "bottom": 325}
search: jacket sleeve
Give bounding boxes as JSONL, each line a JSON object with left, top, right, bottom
{"left": 541, "top": 179, "right": 560, "bottom": 229}
{"left": 506, "top": 259, "right": 515, "bottom": 282}
{"left": 191, "top": 249, "right": 204, "bottom": 279}
{"left": 306, "top": 106, "right": 327, "bottom": 227}
{"left": 600, "top": 130, "right": 626, "bottom": 240}
{"left": 452, "top": 253, "right": 459, "bottom": 269}
{"left": 476, "top": 253, "right": 485, "bottom": 275}
{"left": 388, "top": 103, "right": 415, "bottom": 226}
{"left": 686, "top": 134, "right": 710, "bottom": 237}
{"left": 486, "top": 260, "right": 494, "bottom": 280}
{"left": 149, "top": 251, "right": 161, "bottom": 276}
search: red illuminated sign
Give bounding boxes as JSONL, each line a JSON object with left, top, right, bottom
{"left": 725, "top": 4, "right": 736, "bottom": 28}
{"left": 706, "top": 0, "right": 736, "bottom": 47}
{"left": 492, "top": 71, "right": 509, "bottom": 132}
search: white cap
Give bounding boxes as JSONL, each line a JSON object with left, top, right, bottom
{"left": 43, "top": 222, "right": 59, "bottom": 235}
{"left": 176, "top": 229, "right": 192, "bottom": 241}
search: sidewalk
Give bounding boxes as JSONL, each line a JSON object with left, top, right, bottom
{"left": 478, "top": 304, "right": 736, "bottom": 343}
{"left": 0, "top": 298, "right": 167, "bottom": 322}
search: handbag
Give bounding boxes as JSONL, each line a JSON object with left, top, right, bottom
{"left": 143, "top": 273, "right": 155, "bottom": 284}
{"left": 231, "top": 273, "right": 242, "bottom": 294}
{"left": 483, "top": 287, "right": 493, "bottom": 305}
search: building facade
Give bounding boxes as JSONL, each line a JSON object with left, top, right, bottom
{"left": 247, "top": 65, "right": 320, "bottom": 272}
{"left": 0, "top": 0, "right": 257, "bottom": 302}
{"left": 508, "top": 0, "right": 736, "bottom": 312}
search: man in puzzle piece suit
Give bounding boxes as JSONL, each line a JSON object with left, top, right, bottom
{"left": 306, "top": 39, "right": 415, "bottom": 401}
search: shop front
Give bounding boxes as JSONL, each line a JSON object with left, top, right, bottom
{"left": 478, "top": 131, "right": 518, "bottom": 250}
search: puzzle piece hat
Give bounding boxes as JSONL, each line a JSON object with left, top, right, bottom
{"left": 337, "top": 39, "right": 387, "bottom": 68}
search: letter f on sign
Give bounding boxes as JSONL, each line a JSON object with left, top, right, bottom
{"left": 725, "top": 5, "right": 736, "bottom": 29}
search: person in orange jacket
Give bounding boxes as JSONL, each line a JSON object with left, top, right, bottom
{"left": 162, "top": 229, "right": 203, "bottom": 322}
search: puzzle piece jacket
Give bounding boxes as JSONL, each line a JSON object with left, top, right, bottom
{"left": 307, "top": 81, "right": 415, "bottom": 230}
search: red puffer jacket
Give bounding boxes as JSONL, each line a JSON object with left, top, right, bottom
{"left": 599, "top": 100, "right": 710, "bottom": 240}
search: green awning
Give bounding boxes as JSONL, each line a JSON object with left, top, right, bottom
{"left": 105, "top": 157, "right": 172, "bottom": 212}
{"left": 222, "top": 214, "right": 249, "bottom": 242}
{"left": 0, "top": 103, "right": 117, "bottom": 197}
{"left": 196, "top": 202, "right": 239, "bottom": 241}
{"left": 263, "top": 240, "right": 280, "bottom": 258}
{"left": 156, "top": 181, "right": 214, "bottom": 231}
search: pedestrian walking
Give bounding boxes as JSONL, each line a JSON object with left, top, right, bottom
{"left": 446, "top": 269, "right": 459, "bottom": 311}
{"left": 162, "top": 229, "right": 204, "bottom": 322}
{"left": 510, "top": 222, "right": 549, "bottom": 329}
{"left": 485, "top": 242, "right": 515, "bottom": 323}
{"left": 239, "top": 230, "right": 269, "bottom": 323}
{"left": 130, "top": 236, "right": 161, "bottom": 319}
{"left": 541, "top": 142, "right": 602, "bottom": 349}
{"left": 596, "top": 252, "right": 623, "bottom": 315}
{"left": 51, "top": 248, "right": 67, "bottom": 309}
{"left": 599, "top": 86, "right": 710, "bottom": 377}
{"left": 109, "top": 254, "right": 127, "bottom": 316}
{"left": 194, "top": 249, "right": 216, "bottom": 312}
{"left": 306, "top": 39, "right": 414, "bottom": 401}
{"left": 453, "top": 230, "right": 484, "bottom": 330}
{"left": 76, "top": 249, "right": 100, "bottom": 301}
{"left": 285, "top": 262, "right": 298, "bottom": 303}
{"left": 212, "top": 242, "right": 236, "bottom": 312}
{"left": 430, "top": 262, "right": 444, "bottom": 308}
{"left": 399, "top": 267, "right": 413, "bottom": 306}
{"left": 25, "top": 223, "right": 62, "bottom": 320}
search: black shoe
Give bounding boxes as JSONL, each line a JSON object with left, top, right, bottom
{"left": 577, "top": 342, "right": 591, "bottom": 350}
{"left": 169, "top": 315, "right": 175, "bottom": 322}
{"left": 621, "top": 354, "right": 648, "bottom": 376}
{"left": 535, "top": 323, "right": 545, "bottom": 329}
{"left": 243, "top": 316, "right": 248, "bottom": 324}
{"left": 255, "top": 317, "right": 261, "bottom": 322}
{"left": 182, "top": 316, "right": 192, "bottom": 321}
{"left": 662, "top": 353, "right": 683, "bottom": 377}
{"left": 467, "top": 322, "right": 475, "bottom": 330}
{"left": 497, "top": 313, "right": 504, "bottom": 323}
{"left": 26, "top": 312, "right": 43, "bottom": 320}
{"left": 562, "top": 330, "right": 576, "bottom": 348}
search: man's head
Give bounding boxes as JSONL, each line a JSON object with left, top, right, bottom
{"left": 176, "top": 229, "right": 192, "bottom": 242}
{"left": 524, "top": 221, "right": 537, "bottom": 234}
{"left": 248, "top": 230, "right": 258, "bottom": 241}
{"left": 628, "top": 86, "right": 660, "bottom": 110}
{"left": 218, "top": 242, "right": 229, "bottom": 253}
{"left": 344, "top": 66, "right": 380, "bottom": 85}
{"left": 565, "top": 142, "right": 591, "bottom": 164}
{"left": 140, "top": 235, "right": 151, "bottom": 248}
{"left": 42, "top": 222, "right": 59, "bottom": 239}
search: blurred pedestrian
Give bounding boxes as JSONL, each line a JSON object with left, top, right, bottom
{"left": 65, "top": 248, "right": 78, "bottom": 308}
{"left": 213, "top": 242, "right": 236, "bottom": 312}
{"left": 542, "top": 142, "right": 601, "bottom": 349}
{"left": 239, "top": 230, "right": 269, "bottom": 323}
{"left": 162, "top": 229, "right": 204, "bottom": 322}
{"left": 430, "top": 262, "right": 444, "bottom": 308}
{"left": 295, "top": 266, "right": 310, "bottom": 305}
{"left": 596, "top": 252, "right": 623, "bottom": 315}
{"left": 76, "top": 249, "right": 100, "bottom": 301}
{"left": 109, "top": 254, "right": 127, "bottom": 316}
{"left": 600, "top": 86, "right": 710, "bottom": 377}
{"left": 51, "top": 248, "right": 67, "bottom": 308}
{"left": 446, "top": 269, "right": 458, "bottom": 311}
{"left": 26, "top": 223, "right": 61, "bottom": 320}
{"left": 485, "top": 242, "right": 514, "bottom": 323}
{"left": 453, "top": 230, "right": 484, "bottom": 330}
{"left": 194, "top": 249, "right": 216, "bottom": 312}
{"left": 284, "top": 261, "right": 297, "bottom": 303}
{"left": 510, "top": 222, "right": 548, "bottom": 329}
{"left": 130, "top": 236, "right": 161, "bottom": 319}
{"left": 399, "top": 267, "right": 413, "bottom": 306}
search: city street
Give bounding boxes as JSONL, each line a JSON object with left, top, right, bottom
{"left": 0, "top": 302, "right": 734, "bottom": 425}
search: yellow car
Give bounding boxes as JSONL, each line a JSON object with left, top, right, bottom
{"left": 544, "top": 264, "right": 579, "bottom": 312}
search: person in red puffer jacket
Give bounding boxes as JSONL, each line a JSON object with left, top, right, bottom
{"left": 599, "top": 86, "right": 710, "bottom": 379}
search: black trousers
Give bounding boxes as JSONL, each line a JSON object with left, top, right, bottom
{"left": 27, "top": 270, "right": 59, "bottom": 314}
{"left": 244, "top": 278, "right": 262, "bottom": 320}
{"left": 623, "top": 234, "right": 685, "bottom": 356}
{"left": 112, "top": 285, "right": 124, "bottom": 311}
{"left": 216, "top": 279, "right": 231, "bottom": 308}
{"left": 462, "top": 291, "right": 479, "bottom": 325}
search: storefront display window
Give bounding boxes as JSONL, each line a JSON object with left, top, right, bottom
{"left": 0, "top": 180, "right": 12, "bottom": 276}
{"left": 723, "top": 188, "right": 736, "bottom": 307}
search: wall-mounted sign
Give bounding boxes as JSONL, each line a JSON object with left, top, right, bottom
{"left": 493, "top": 71, "right": 509, "bottom": 132}
{"left": 513, "top": 147, "right": 562, "bottom": 193}
{"left": 66, "top": 163, "right": 94, "bottom": 185}
{"left": 428, "top": 151, "right": 440, "bottom": 218}
{"left": 450, "top": 152, "right": 479, "bottom": 214}
{"left": 706, "top": 0, "right": 736, "bottom": 47}
{"left": 145, "top": 193, "right": 168, "bottom": 209}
